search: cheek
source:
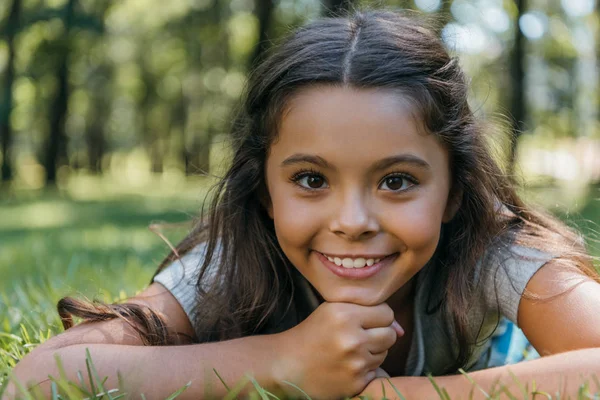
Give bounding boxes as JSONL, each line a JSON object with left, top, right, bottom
{"left": 270, "top": 189, "right": 323, "bottom": 250}
{"left": 383, "top": 197, "right": 444, "bottom": 252}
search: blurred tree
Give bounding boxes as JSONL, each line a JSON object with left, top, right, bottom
{"left": 160, "top": 0, "right": 233, "bottom": 176}
{"left": 0, "top": 0, "right": 21, "bottom": 183}
{"left": 323, "top": 0, "right": 355, "bottom": 18}
{"left": 43, "top": 0, "right": 104, "bottom": 184}
{"left": 85, "top": 63, "right": 112, "bottom": 174}
{"left": 44, "top": 0, "right": 76, "bottom": 184}
{"left": 84, "top": 2, "right": 112, "bottom": 174}
{"left": 508, "top": 0, "right": 526, "bottom": 173}
{"left": 250, "top": 0, "right": 276, "bottom": 70}
{"left": 597, "top": 0, "right": 600, "bottom": 131}
{"left": 139, "top": 56, "right": 163, "bottom": 173}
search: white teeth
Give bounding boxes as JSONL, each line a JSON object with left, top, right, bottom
{"left": 342, "top": 258, "right": 354, "bottom": 268}
{"left": 353, "top": 258, "right": 366, "bottom": 268}
{"left": 324, "top": 254, "right": 381, "bottom": 269}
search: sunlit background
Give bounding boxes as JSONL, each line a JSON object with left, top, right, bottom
{"left": 0, "top": 0, "right": 599, "bottom": 322}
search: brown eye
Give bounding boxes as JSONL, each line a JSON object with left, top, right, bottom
{"left": 294, "top": 173, "right": 328, "bottom": 189}
{"left": 306, "top": 175, "right": 325, "bottom": 188}
{"left": 380, "top": 174, "right": 416, "bottom": 192}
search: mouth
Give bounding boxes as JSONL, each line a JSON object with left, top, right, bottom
{"left": 315, "top": 251, "right": 399, "bottom": 280}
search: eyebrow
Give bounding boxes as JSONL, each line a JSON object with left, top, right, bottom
{"left": 281, "top": 154, "right": 335, "bottom": 169}
{"left": 372, "top": 154, "right": 431, "bottom": 171}
{"left": 280, "top": 153, "right": 431, "bottom": 171}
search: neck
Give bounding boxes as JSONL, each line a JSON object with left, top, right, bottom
{"left": 387, "top": 275, "right": 417, "bottom": 314}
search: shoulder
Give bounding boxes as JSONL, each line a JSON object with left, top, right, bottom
{"left": 518, "top": 257, "right": 600, "bottom": 355}
{"left": 476, "top": 241, "right": 555, "bottom": 324}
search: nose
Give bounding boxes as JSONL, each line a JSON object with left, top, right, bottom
{"left": 329, "top": 190, "right": 379, "bottom": 241}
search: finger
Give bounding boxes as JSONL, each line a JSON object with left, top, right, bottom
{"left": 375, "top": 367, "right": 390, "bottom": 378}
{"left": 358, "top": 303, "right": 396, "bottom": 330}
{"left": 365, "top": 326, "right": 397, "bottom": 354}
{"left": 391, "top": 320, "right": 405, "bottom": 337}
{"left": 366, "top": 350, "right": 388, "bottom": 370}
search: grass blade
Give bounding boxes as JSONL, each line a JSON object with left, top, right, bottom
{"left": 5, "top": 370, "right": 35, "bottom": 400}
{"left": 222, "top": 376, "right": 251, "bottom": 400}
{"left": 426, "top": 375, "right": 450, "bottom": 400}
{"left": 381, "top": 379, "right": 387, "bottom": 400}
{"left": 84, "top": 348, "right": 117, "bottom": 400}
{"left": 164, "top": 381, "right": 191, "bottom": 400}
{"left": 248, "top": 376, "right": 279, "bottom": 400}
{"left": 213, "top": 368, "right": 231, "bottom": 392}
{"left": 384, "top": 378, "right": 407, "bottom": 400}
{"left": 458, "top": 368, "right": 489, "bottom": 399}
{"left": 282, "top": 380, "right": 313, "bottom": 400}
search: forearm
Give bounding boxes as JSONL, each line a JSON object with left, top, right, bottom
{"left": 9, "top": 334, "right": 285, "bottom": 399}
{"left": 361, "top": 348, "right": 600, "bottom": 399}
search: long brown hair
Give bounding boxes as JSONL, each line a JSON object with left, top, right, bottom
{"left": 58, "top": 8, "right": 597, "bottom": 372}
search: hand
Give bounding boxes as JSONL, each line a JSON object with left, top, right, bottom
{"left": 272, "top": 302, "right": 404, "bottom": 400}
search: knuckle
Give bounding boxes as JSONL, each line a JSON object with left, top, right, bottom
{"left": 339, "top": 336, "right": 361, "bottom": 353}
{"left": 387, "top": 328, "right": 398, "bottom": 345}
{"left": 385, "top": 307, "right": 395, "bottom": 323}
{"left": 331, "top": 307, "right": 352, "bottom": 325}
{"left": 348, "top": 358, "right": 367, "bottom": 374}
{"left": 336, "top": 310, "right": 352, "bottom": 325}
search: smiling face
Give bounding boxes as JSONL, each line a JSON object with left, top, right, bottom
{"left": 264, "top": 85, "right": 457, "bottom": 308}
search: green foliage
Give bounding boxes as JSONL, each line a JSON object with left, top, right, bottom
{"left": 1, "top": 0, "right": 599, "bottom": 188}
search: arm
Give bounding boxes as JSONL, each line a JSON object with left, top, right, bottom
{"left": 10, "top": 334, "right": 285, "bottom": 399}
{"left": 7, "top": 283, "right": 285, "bottom": 399}
{"left": 359, "top": 261, "right": 600, "bottom": 399}
{"left": 360, "top": 348, "right": 600, "bottom": 399}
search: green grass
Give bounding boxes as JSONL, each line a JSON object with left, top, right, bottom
{"left": 1, "top": 176, "right": 599, "bottom": 399}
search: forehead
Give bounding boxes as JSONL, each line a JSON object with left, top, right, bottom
{"left": 271, "top": 85, "right": 448, "bottom": 168}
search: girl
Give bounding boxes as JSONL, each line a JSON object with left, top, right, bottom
{"left": 10, "top": 9, "right": 600, "bottom": 400}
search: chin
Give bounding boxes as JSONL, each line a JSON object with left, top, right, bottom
{"left": 322, "top": 288, "right": 389, "bottom": 306}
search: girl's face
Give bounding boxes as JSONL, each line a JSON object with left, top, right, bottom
{"left": 265, "top": 85, "right": 457, "bottom": 308}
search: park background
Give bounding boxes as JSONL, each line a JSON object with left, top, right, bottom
{"left": 0, "top": 0, "right": 599, "bottom": 394}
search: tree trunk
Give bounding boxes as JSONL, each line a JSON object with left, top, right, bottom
{"left": 249, "top": 0, "right": 275, "bottom": 70}
{"left": 195, "top": 127, "right": 211, "bottom": 175}
{"left": 85, "top": 4, "right": 111, "bottom": 174}
{"left": 44, "top": 0, "right": 76, "bottom": 185}
{"left": 1, "top": 0, "right": 21, "bottom": 182}
{"left": 87, "top": 112, "right": 106, "bottom": 174}
{"left": 507, "top": 0, "right": 526, "bottom": 174}
{"left": 322, "top": 0, "right": 354, "bottom": 18}
{"left": 597, "top": 0, "right": 600, "bottom": 136}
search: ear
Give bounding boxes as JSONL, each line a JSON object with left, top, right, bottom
{"left": 442, "top": 186, "right": 462, "bottom": 223}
